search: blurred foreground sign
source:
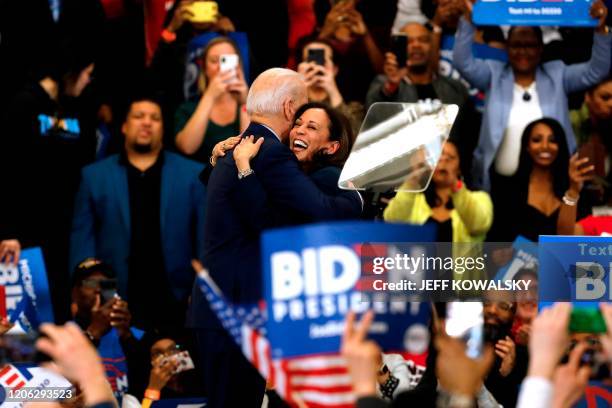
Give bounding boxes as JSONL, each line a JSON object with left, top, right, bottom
{"left": 262, "top": 221, "right": 435, "bottom": 359}
{"left": 1, "top": 248, "right": 53, "bottom": 333}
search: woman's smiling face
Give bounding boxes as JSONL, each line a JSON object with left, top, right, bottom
{"left": 527, "top": 123, "right": 559, "bottom": 168}
{"left": 289, "top": 108, "right": 339, "bottom": 163}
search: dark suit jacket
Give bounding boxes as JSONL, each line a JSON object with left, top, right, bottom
{"left": 188, "top": 122, "right": 362, "bottom": 329}
{"left": 69, "top": 151, "right": 206, "bottom": 302}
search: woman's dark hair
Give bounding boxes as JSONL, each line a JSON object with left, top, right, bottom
{"left": 292, "top": 102, "right": 353, "bottom": 170}
{"left": 507, "top": 26, "right": 544, "bottom": 46}
{"left": 424, "top": 139, "right": 460, "bottom": 209}
{"left": 515, "top": 117, "right": 570, "bottom": 200}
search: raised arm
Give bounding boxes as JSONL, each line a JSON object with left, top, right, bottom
{"left": 562, "top": 1, "right": 612, "bottom": 93}
{"left": 452, "top": 16, "right": 493, "bottom": 92}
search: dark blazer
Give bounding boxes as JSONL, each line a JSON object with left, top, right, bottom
{"left": 69, "top": 151, "right": 206, "bottom": 302}
{"left": 188, "top": 122, "right": 362, "bottom": 329}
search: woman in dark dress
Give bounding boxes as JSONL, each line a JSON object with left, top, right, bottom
{"left": 488, "top": 117, "right": 593, "bottom": 242}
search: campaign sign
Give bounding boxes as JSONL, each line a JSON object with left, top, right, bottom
{"left": 0, "top": 248, "right": 53, "bottom": 332}
{"left": 262, "top": 221, "right": 435, "bottom": 359}
{"left": 576, "top": 382, "right": 612, "bottom": 407}
{"left": 539, "top": 236, "right": 611, "bottom": 332}
{"left": 493, "top": 236, "right": 538, "bottom": 281}
{"left": 473, "top": 0, "right": 598, "bottom": 27}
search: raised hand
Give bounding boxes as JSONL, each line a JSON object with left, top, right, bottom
{"left": 340, "top": 311, "right": 381, "bottom": 397}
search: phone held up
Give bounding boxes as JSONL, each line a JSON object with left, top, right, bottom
{"left": 445, "top": 301, "right": 484, "bottom": 359}
{"left": 185, "top": 1, "right": 218, "bottom": 24}
{"left": 390, "top": 34, "right": 408, "bottom": 66}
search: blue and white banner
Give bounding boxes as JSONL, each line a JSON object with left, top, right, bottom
{"left": 261, "top": 221, "right": 435, "bottom": 360}
{"left": 473, "top": 0, "right": 598, "bottom": 27}
{"left": 1, "top": 248, "right": 54, "bottom": 332}
{"left": 539, "top": 235, "right": 611, "bottom": 332}
{"left": 493, "top": 236, "right": 538, "bottom": 281}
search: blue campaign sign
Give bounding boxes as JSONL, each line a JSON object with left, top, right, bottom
{"left": 493, "top": 236, "right": 538, "bottom": 281}
{"left": 1, "top": 247, "right": 54, "bottom": 331}
{"left": 539, "top": 235, "right": 612, "bottom": 303}
{"left": 576, "top": 382, "right": 612, "bottom": 407}
{"left": 473, "top": 0, "right": 597, "bottom": 27}
{"left": 261, "top": 221, "right": 435, "bottom": 359}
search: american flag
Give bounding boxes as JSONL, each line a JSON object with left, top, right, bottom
{"left": 197, "top": 272, "right": 356, "bottom": 408}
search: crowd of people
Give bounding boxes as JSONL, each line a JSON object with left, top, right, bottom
{"left": 1, "top": 0, "right": 612, "bottom": 407}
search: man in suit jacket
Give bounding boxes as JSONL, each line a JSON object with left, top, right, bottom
{"left": 70, "top": 96, "right": 205, "bottom": 332}
{"left": 188, "top": 68, "right": 362, "bottom": 407}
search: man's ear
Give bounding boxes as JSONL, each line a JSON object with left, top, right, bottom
{"left": 121, "top": 122, "right": 127, "bottom": 136}
{"left": 283, "top": 98, "right": 294, "bottom": 122}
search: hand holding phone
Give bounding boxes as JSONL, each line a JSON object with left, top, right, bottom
{"left": 390, "top": 34, "right": 408, "bottom": 67}
{"left": 445, "top": 302, "right": 483, "bottom": 359}
{"left": 220, "top": 54, "right": 239, "bottom": 83}
{"left": 163, "top": 350, "right": 195, "bottom": 374}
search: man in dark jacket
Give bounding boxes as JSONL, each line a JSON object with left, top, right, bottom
{"left": 188, "top": 68, "right": 362, "bottom": 407}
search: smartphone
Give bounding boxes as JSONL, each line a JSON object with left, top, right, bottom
{"left": 390, "top": 34, "right": 408, "bottom": 66}
{"left": 185, "top": 1, "right": 218, "bottom": 24}
{"left": 578, "top": 143, "right": 603, "bottom": 178}
{"left": 220, "top": 54, "right": 239, "bottom": 73}
{"left": 570, "top": 307, "right": 606, "bottom": 333}
{"left": 307, "top": 48, "right": 326, "bottom": 66}
{"left": 163, "top": 351, "right": 195, "bottom": 374}
{"left": 99, "top": 279, "right": 117, "bottom": 304}
{"left": 445, "top": 302, "right": 484, "bottom": 359}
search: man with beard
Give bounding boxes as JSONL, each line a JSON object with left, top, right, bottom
{"left": 364, "top": 22, "right": 478, "bottom": 191}
{"left": 365, "top": 23, "right": 469, "bottom": 108}
{"left": 483, "top": 293, "right": 528, "bottom": 408}
{"left": 70, "top": 96, "right": 205, "bottom": 332}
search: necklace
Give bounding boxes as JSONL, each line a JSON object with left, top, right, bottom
{"left": 517, "top": 82, "right": 535, "bottom": 102}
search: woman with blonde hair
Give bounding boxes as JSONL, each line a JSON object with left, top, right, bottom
{"left": 175, "top": 36, "right": 249, "bottom": 163}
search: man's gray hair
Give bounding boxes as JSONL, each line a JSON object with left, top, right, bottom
{"left": 246, "top": 68, "right": 304, "bottom": 116}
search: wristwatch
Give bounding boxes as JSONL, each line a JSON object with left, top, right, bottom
{"left": 238, "top": 168, "right": 254, "bottom": 180}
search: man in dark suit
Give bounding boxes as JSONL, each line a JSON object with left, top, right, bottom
{"left": 70, "top": 96, "right": 205, "bottom": 332}
{"left": 188, "top": 68, "right": 362, "bottom": 407}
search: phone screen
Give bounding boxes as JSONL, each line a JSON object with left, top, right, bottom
{"left": 307, "top": 48, "right": 326, "bottom": 66}
{"left": 391, "top": 34, "right": 408, "bottom": 66}
{"left": 446, "top": 302, "right": 484, "bottom": 359}
{"left": 99, "top": 279, "right": 117, "bottom": 304}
